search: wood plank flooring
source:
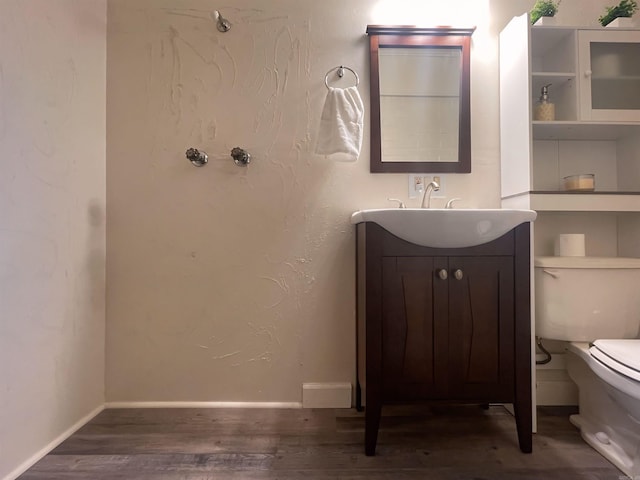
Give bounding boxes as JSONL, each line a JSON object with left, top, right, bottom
{"left": 18, "top": 405, "right": 624, "bottom": 479}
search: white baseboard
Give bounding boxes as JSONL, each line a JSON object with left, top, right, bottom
{"left": 105, "top": 401, "right": 303, "bottom": 409}
{"left": 3, "top": 404, "right": 104, "bottom": 480}
{"left": 302, "top": 382, "right": 352, "bottom": 408}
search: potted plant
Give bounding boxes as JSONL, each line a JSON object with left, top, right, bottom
{"left": 530, "top": 0, "right": 561, "bottom": 25}
{"left": 599, "top": 0, "right": 638, "bottom": 26}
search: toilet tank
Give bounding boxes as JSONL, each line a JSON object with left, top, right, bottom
{"left": 535, "top": 256, "right": 640, "bottom": 342}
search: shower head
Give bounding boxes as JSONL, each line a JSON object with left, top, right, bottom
{"left": 212, "top": 10, "right": 231, "bottom": 32}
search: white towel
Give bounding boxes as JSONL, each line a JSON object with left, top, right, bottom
{"left": 315, "top": 86, "right": 364, "bottom": 162}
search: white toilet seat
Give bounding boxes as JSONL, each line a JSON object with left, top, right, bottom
{"left": 590, "top": 339, "right": 640, "bottom": 382}
{"left": 569, "top": 342, "right": 640, "bottom": 401}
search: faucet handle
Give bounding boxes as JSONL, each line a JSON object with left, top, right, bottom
{"left": 445, "top": 198, "right": 461, "bottom": 209}
{"left": 387, "top": 198, "right": 406, "bottom": 209}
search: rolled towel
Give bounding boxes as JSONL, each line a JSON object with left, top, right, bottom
{"left": 315, "top": 86, "right": 364, "bottom": 162}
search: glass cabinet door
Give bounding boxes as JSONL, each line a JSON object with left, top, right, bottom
{"left": 578, "top": 30, "right": 640, "bottom": 121}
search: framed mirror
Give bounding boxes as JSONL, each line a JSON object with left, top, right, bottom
{"left": 367, "top": 25, "right": 475, "bottom": 173}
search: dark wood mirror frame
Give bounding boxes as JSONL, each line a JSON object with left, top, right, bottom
{"left": 367, "top": 25, "right": 475, "bottom": 174}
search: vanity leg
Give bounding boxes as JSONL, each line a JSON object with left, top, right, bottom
{"left": 513, "top": 399, "right": 532, "bottom": 453}
{"left": 365, "top": 401, "right": 382, "bottom": 456}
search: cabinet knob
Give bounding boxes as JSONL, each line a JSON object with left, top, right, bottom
{"left": 437, "top": 269, "right": 448, "bottom": 280}
{"left": 453, "top": 269, "right": 464, "bottom": 280}
{"left": 585, "top": 69, "right": 592, "bottom": 77}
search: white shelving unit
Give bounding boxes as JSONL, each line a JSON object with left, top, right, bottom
{"left": 500, "top": 14, "right": 640, "bottom": 219}
{"left": 499, "top": 14, "right": 640, "bottom": 407}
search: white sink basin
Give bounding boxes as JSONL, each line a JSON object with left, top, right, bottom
{"left": 351, "top": 208, "right": 537, "bottom": 248}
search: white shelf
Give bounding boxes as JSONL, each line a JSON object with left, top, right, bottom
{"left": 592, "top": 75, "right": 640, "bottom": 81}
{"left": 531, "top": 73, "right": 576, "bottom": 102}
{"left": 532, "top": 72, "right": 575, "bottom": 82}
{"left": 532, "top": 121, "right": 640, "bottom": 140}
{"left": 502, "top": 191, "right": 640, "bottom": 212}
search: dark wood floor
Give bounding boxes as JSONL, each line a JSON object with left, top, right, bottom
{"left": 18, "top": 405, "right": 623, "bottom": 479}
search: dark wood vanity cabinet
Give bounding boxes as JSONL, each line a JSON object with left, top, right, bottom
{"left": 382, "top": 255, "right": 515, "bottom": 401}
{"left": 356, "top": 222, "right": 532, "bottom": 456}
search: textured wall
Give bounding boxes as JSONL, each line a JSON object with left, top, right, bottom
{"left": 105, "top": 0, "right": 493, "bottom": 403}
{"left": 105, "top": 0, "right": 618, "bottom": 403}
{"left": 0, "top": 1, "right": 107, "bottom": 478}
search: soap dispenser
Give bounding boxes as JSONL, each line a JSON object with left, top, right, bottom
{"left": 534, "top": 83, "right": 555, "bottom": 121}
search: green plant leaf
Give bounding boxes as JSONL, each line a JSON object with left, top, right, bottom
{"left": 531, "top": 0, "right": 560, "bottom": 24}
{"left": 598, "top": 0, "right": 638, "bottom": 26}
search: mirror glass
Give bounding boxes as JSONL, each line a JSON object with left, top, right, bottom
{"left": 379, "top": 47, "right": 461, "bottom": 163}
{"left": 367, "top": 26, "right": 475, "bottom": 173}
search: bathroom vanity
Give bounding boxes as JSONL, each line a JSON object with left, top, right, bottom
{"left": 354, "top": 217, "right": 533, "bottom": 455}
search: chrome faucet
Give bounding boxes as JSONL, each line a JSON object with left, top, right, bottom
{"left": 421, "top": 180, "right": 440, "bottom": 208}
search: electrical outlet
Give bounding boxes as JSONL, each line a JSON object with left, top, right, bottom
{"left": 408, "top": 174, "right": 425, "bottom": 199}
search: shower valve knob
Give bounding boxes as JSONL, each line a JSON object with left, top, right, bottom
{"left": 186, "top": 148, "right": 208, "bottom": 167}
{"left": 231, "top": 147, "right": 251, "bottom": 166}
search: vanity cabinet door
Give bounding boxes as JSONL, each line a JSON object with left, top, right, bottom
{"left": 381, "top": 256, "right": 449, "bottom": 400}
{"left": 447, "top": 256, "right": 515, "bottom": 401}
{"left": 380, "top": 255, "right": 515, "bottom": 401}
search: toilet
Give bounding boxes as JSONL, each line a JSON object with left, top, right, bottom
{"left": 535, "top": 256, "right": 640, "bottom": 477}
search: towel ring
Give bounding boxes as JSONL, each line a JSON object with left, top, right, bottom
{"left": 324, "top": 65, "right": 359, "bottom": 89}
